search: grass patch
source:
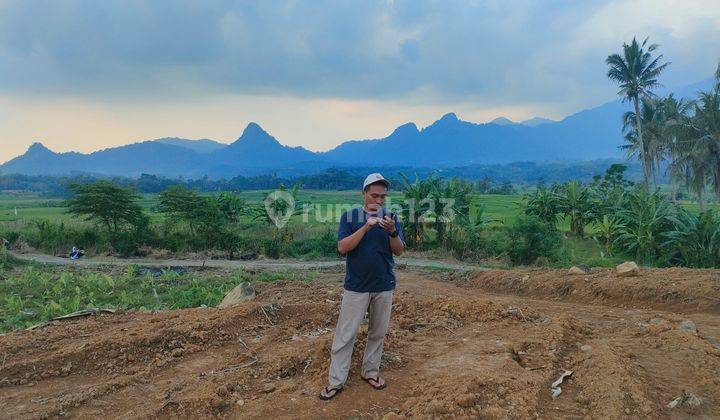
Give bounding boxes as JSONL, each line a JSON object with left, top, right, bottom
{"left": 0, "top": 265, "right": 313, "bottom": 332}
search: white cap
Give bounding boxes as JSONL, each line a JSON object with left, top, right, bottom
{"left": 363, "top": 173, "right": 389, "bottom": 190}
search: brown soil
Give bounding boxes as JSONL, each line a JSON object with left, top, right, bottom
{"left": 1, "top": 266, "right": 720, "bottom": 419}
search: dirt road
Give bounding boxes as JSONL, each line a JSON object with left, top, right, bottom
{"left": 1, "top": 266, "right": 719, "bottom": 419}
{"left": 10, "top": 252, "right": 484, "bottom": 272}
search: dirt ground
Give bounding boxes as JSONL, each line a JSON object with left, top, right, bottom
{"left": 1, "top": 265, "right": 720, "bottom": 419}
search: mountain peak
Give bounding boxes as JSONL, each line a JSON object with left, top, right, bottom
{"left": 440, "top": 112, "right": 458, "bottom": 122}
{"left": 521, "top": 117, "right": 555, "bottom": 127}
{"left": 220, "top": 122, "right": 298, "bottom": 159}
{"left": 26, "top": 142, "right": 54, "bottom": 155}
{"left": 241, "top": 122, "right": 268, "bottom": 137}
{"left": 390, "top": 122, "right": 419, "bottom": 137}
{"left": 490, "top": 117, "right": 517, "bottom": 126}
{"left": 231, "top": 122, "right": 280, "bottom": 146}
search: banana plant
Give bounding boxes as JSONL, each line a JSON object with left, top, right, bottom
{"left": 592, "top": 215, "right": 624, "bottom": 257}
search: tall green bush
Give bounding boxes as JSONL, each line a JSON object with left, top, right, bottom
{"left": 506, "top": 215, "right": 562, "bottom": 265}
{"left": 665, "top": 209, "right": 720, "bottom": 268}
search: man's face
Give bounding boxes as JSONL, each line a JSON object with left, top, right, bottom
{"left": 363, "top": 184, "right": 388, "bottom": 212}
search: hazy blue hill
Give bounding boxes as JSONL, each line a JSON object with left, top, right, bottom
{"left": 0, "top": 143, "right": 85, "bottom": 175}
{"left": 1, "top": 141, "right": 204, "bottom": 177}
{"left": 521, "top": 117, "right": 555, "bottom": 127}
{"left": 85, "top": 141, "right": 204, "bottom": 177}
{"left": 208, "top": 123, "right": 316, "bottom": 168}
{"left": 320, "top": 107, "right": 627, "bottom": 165}
{"left": 320, "top": 122, "right": 421, "bottom": 163}
{"left": 489, "top": 116, "right": 519, "bottom": 126}
{"left": 1, "top": 76, "right": 715, "bottom": 178}
{"left": 154, "top": 138, "right": 226, "bottom": 153}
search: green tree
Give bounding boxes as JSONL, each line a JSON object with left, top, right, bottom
{"left": 253, "top": 183, "right": 303, "bottom": 258}
{"left": 158, "top": 185, "right": 209, "bottom": 236}
{"left": 662, "top": 94, "right": 694, "bottom": 201}
{"left": 602, "top": 164, "right": 631, "bottom": 189}
{"left": 686, "top": 67, "right": 720, "bottom": 203}
{"left": 525, "top": 185, "right": 561, "bottom": 224}
{"left": 593, "top": 215, "right": 624, "bottom": 257}
{"left": 665, "top": 209, "right": 720, "bottom": 268}
{"left": 557, "top": 180, "right": 593, "bottom": 237}
{"left": 614, "top": 187, "right": 678, "bottom": 264}
{"left": 66, "top": 180, "right": 146, "bottom": 234}
{"left": 607, "top": 37, "right": 670, "bottom": 190}
{"left": 507, "top": 215, "right": 562, "bottom": 265}
{"left": 398, "top": 173, "right": 434, "bottom": 248}
{"left": 621, "top": 96, "right": 667, "bottom": 187}
{"left": 253, "top": 182, "right": 302, "bottom": 228}
{"left": 429, "top": 177, "right": 473, "bottom": 247}
{"left": 215, "top": 191, "right": 247, "bottom": 223}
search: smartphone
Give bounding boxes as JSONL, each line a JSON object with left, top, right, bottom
{"left": 377, "top": 208, "right": 396, "bottom": 221}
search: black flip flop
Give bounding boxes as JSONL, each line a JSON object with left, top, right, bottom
{"left": 318, "top": 386, "right": 343, "bottom": 401}
{"left": 361, "top": 375, "right": 387, "bottom": 390}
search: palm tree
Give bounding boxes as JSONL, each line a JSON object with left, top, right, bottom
{"left": 606, "top": 37, "right": 670, "bottom": 190}
{"left": 689, "top": 79, "right": 720, "bottom": 202}
{"left": 621, "top": 96, "right": 666, "bottom": 186}
{"left": 662, "top": 94, "right": 693, "bottom": 201}
{"left": 673, "top": 63, "right": 720, "bottom": 208}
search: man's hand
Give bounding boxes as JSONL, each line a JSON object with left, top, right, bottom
{"left": 379, "top": 215, "right": 396, "bottom": 234}
{"left": 364, "top": 216, "right": 381, "bottom": 231}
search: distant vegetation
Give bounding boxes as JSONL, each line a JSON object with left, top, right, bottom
{"left": 0, "top": 162, "right": 717, "bottom": 269}
{"left": 607, "top": 37, "right": 720, "bottom": 208}
{"left": 0, "top": 161, "right": 645, "bottom": 197}
{"left": 524, "top": 166, "right": 720, "bottom": 267}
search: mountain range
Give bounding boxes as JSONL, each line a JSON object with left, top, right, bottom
{"left": 1, "top": 77, "right": 714, "bottom": 178}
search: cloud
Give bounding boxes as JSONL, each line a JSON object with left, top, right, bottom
{"left": 1, "top": 0, "right": 717, "bottom": 107}
{"left": 1, "top": 0, "right": 719, "bottom": 164}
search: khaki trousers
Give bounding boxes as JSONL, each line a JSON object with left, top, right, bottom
{"left": 328, "top": 289, "right": 393, "bottom": 387}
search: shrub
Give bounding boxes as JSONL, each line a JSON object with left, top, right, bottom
{"left": 506, "top": 215, "right": 562, "bottom": 265}
{"left": 0, "top": 243, "right": 7, "bottom": 271}
{"left": 287, "top": 228, "right": 338, "bottom": 259}
{"left": 665, "top": 209, "right": 720, "bottom": 268}
{"left": 262, "top": 235, "right": 284, "bottom": 259}
{"left": 614, "top": 188, "right": 678, "bottom": 265}
{"left": 450, "top": 227, "right": 508, "bottom": 263}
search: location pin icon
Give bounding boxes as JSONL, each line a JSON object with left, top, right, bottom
{"left": 264, "top": 190, "right": 295, "bottom": 228}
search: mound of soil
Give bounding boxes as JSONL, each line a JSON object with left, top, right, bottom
{"left": 2, "top": 267, "right": 720, "bottom": 419}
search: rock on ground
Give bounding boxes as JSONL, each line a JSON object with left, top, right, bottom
{"left": 616, "top": 261, "right": 640, "bottom": 277}
{"left": 568, "top": 265, "right": 590, "bottom": 275}
{"left": 218, "top": 282, "right": 255, "bottom": 308}
{"left": 679, "top": 320, "right": 697, "bottom": 335}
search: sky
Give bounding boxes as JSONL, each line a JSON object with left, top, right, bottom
{"left": 1, "top": 0, "right": 720, "bottom": 164}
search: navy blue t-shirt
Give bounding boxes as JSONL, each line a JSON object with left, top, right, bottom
{"left": 337, "top": 207, "right": 405, "bottom": 293}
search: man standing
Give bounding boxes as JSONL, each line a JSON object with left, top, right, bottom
{"left": 319, "top": 173, "right": 404, "bottom": 400}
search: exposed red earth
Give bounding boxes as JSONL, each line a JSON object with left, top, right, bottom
{"left": 2, "top": 266, "right": 719, "bottom": 419}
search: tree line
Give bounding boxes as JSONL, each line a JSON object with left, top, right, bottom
{"left": 607, "top": 37, "right": 720, "bottom": 208}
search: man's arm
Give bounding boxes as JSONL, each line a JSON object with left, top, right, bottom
{"left": 380, "top": 215, "right": 404, "bottom": 256}
{"left": 338, "top": 217, "right": 379, "bottom": 254}
{"left": 389, "top": 234, "right": 404, "bottom": 256}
